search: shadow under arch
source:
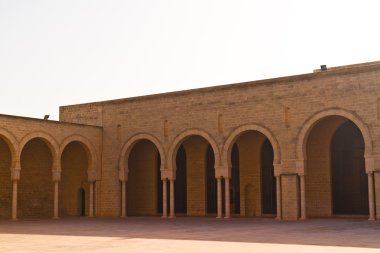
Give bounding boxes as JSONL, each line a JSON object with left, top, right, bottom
{"left": 19, "top": 131, "right": 59, "bottom": 169}
{"left": 167, "top": 128, "right": 221, "bottom": 175}
{"left": 222, "top": 123, "right": 281, "bottom": 168}
{"left": 119, "top": 133, "right": 166, "bottom": 179}
{"left": 60, "top": 134, "right": 99, "bottom": 178}
{"left": 296, "top": 108, "right": 372, "bottom": 160}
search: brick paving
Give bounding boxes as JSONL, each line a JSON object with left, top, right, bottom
{"left": 0, "top": 217, "right": 379, "bottom": 252}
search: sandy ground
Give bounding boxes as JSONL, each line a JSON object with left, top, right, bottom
{"left": 0, "top": 217, "right": 379, "bottom": 253}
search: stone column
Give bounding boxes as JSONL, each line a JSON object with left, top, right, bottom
{"left": 224, "top": 177, "right": 230, "bottom": 218}
{"left": 169, "top": 179, "right": 175, "bottom": 218}
{"left": 11, "top": 167, "right": 20, "bottom": 221}
{"left": 53, "top": 181, "right": 59, "bottom": 219}
{"left": 217, "top": 177, "right": 222, "bottom": 218}
{"left": 89, "top": 181, "right": 95, "bottom": 218}
{"left": 368, "top": 172, "right": 375, "bottom": 221}
{"left": 52, "top": 170, "right": 61, "bottom": 219}
{"left": 162, "top": 179, "right": 168, "bottom": 218}
{"left": 275, "top": 175, "right": 282, "bottom": 220}
{"left": 300, "top": 175, "right": 306, "bottom": 220}
{"left": 120, "top": 180, "right": 127, "bottom": 217}
{"left": 296, "top": 160, "right": 306, "bottom": 220}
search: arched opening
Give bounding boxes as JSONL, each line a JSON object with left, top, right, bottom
{"left": 0, "top": 137, "right": 12, "bottom": 219}
{"left": 126, "top": 140, "right": 160, "bottom": 216}
{"left": 229, "top": 131, "right": 276, "bottom": 217}
{"left": 174, "top": 135, "right": 216, "bottom": 216}
{"left": 20, "top": 138, "right": 53, "bottom": 218}
{"left": 61, "top": 141, "right": 89, "bottom": 216}
{"left": 305, "top": 116, "right": 368, "bottom": 217}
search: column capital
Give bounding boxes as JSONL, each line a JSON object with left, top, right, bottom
{"left": 215, "top": 166, "right": 231, "bottom": 178}
{"left": 273, "top": 163, "right": 282, "bottom": 177}
{"left": 88, "top": 170, "right": 97, "bottom": 182}
{"left": 365, "top": 157, "right": 375, "bottom": 173}
{"left": 52, "top": 170, "right": 61, "bottom": 182}
{"left": 11, "top": 167, "right": 21, "bottom": 181}
{"left": 119, "top": 168, "right": 128, "bottom": 182}
{"left": 161, "top": 169, "right": 175, "bottom": 180}
{"left": 296, "top": 159, "right": 306, "bottom": 176}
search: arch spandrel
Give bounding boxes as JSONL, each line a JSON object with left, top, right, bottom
{"left": 119, "top": 133, "right": 166, "bottom": 181}
{"left": 167, "top": 128, "right": 221, "bottom": 177}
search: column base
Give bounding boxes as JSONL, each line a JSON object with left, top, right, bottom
{"left": 224, "top": 216, "right": 230, "bottom": 219}
{"left": 368, "top": 217, "right": 376, "bottom": 221}
{"left": 169, "top": 215, "right": 175, "bottom": 218}
{"left": 216, "top": 216, "right": 223, "bottom": 219}
{"left": 53, "top": 216, "right": 59, "bottom": 220}
{"left": 120, "top": 215, "right": 128, "bottom": 218}
{"left": 275, "top": 217, "right": 282, "bottom": 221}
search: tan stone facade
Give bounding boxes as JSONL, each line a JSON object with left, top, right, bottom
{"left": 1, "top": 61, "right": 380, "bottom": 221}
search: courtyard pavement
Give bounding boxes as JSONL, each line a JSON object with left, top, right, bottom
{"left": 0, "top": 217, "right": 379, "bottom": 253}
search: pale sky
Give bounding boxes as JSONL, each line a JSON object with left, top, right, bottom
{"left": 1, "top": 0, "right": 380, "bottom": 120}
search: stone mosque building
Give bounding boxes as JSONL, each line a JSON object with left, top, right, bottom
{"left": 1, "top": 61, "right": 380, "bottom": 221}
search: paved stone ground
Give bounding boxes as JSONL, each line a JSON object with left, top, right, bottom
{"left": 0, "top": 217, "right": 379, "bottom": 253}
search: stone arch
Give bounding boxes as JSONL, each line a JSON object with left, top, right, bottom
{"left": 60, "top": 134, "right": 99, "bottom": 180}
{"left": 168, "top": 128, "right": 221, "bottom": 174}
{"left": 222, "top": 123, "right": 281, "bottom": 167}
{"left": 0, "top": 127, "right": 19, "bottom": 168}
{"left": 19, "top": 131, "right": 59, "bottom": 169}
{"left": 119, "top": 133, "right": 165, "bottom": 181}
{"left": 296, "top": 108, "right": 373, "bottom": 161}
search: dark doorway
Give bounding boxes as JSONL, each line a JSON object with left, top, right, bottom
{"left": 231, "top": 144, "right": 240, "bottom": 214}
{"left": 175, "top": 145, "right": 187, "bottom": 213}
{"left": 331, "top": 121, "right": 368, "bottom": 215}
{"left": 78, "top": 188, "right": 85, "bottom": 216}
{"left": 261, "top": 139, "right": 276, "bottom": 214}
{"left": 206, "top": 145, "right": 216, "bottom": 213}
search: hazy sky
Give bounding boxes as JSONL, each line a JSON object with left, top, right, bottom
{"left": 1, "top": 0, "right": 380, "bottom": 120}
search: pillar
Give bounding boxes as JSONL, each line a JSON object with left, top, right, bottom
{"left": 162, "top": 179, "right": 168, "bottom": 218}
{"left": 300, "top": 175, "right": 306, "bottom": 220}
{"left": 276, "top": 175, "right": 282, "bottom": 220}
{"left": 52, "top": 170, "right": 61, "bottom": 219}
{"left": 12, "top": 180, "right": 18, "bottom": 221}
{"left": 169, "top": 179, "right": 175, "bottom": 218}
{"left": 11, "top": 167, "right": 20, "bottom": 221}
{"left": 121, "top": 180, "right": 127, "bottom": 217}
{"left": 53, "top": 181, "right": 59, "bottom": 219}
{"left": 224, "top": 177, "right": 230, "bottom": 218}
{"left": 217, "top": 177, "right": 222, "bottom": 218}
{"left": 368, "top": 172, "right": 375, "bottom": 221}
{"left": 89, "top": 181, "right": 95, "bottom": 218}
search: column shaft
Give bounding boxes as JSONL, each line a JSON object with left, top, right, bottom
{"left": 12, "top": 180, "right": 18, "bottom": 221}
{"left": 121, "top": 181, "right": 126, "bottom": 217}
{"left": 53, "top": 181, "right": 59, "bottom": 219}
{"left": 276, "top": 175, "right": 282, "bottom": 220}
{"left": 217, "top": 177, "right": 222, "bottom": 218}
{"left": 89, "top": 182, "right": 94, "bottom": 218}
{"left": 224, "top": 177, "right": 230, "bottom": 218}
{"left": 368, "top": 173, "right": 375, "bottom": 221}
{"left": 169, "top": 179, "right": 175, "bottom": 218}
{"left": 300, "top": 175, "right": 306, "bottom": 220}
{"left": 162, "top": 179, "right": 168, "bottom": 218}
